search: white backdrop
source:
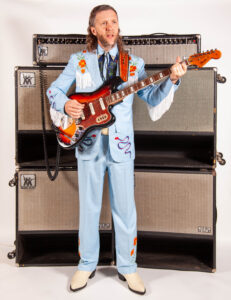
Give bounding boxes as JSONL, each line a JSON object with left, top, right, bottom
{"left": 0, "top": 0, "right": 230, "bottom": 248}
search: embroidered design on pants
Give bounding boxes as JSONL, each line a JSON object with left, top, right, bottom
{"left": 115, "top": 136, "right": 131, "bottom": 158}
{"left": 130, "top": 236, "right": 137, "bottom": 262}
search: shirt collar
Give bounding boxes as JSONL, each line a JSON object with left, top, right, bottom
{"left": 97, "top": 43, "right": 118, "bottom": 61}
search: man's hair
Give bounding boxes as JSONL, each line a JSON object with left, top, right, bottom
{"left": 86, "top": 4, "right": 124, "bottom": 52}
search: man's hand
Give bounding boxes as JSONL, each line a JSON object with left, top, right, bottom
{"left": 64, "top": 99, "right": 85, "bottom": 119}
{"left": 170, "top": 56, "right": 187, "bottom": 84}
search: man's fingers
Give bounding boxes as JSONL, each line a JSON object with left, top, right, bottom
{"left": 181, "top": 62, "right": 187, "bottom": 71}
{"left": 64, "top": 99, "right": 85, "bottom": 118}
{"left": 69, "top": 101, "right": 85, "bottom": 109}
{"left": 176, "top": 56, "right": 181, "bottom": 63}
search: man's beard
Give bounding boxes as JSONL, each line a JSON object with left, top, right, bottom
{"left": 96, "top": 32, "right": 119, "bottom": 49}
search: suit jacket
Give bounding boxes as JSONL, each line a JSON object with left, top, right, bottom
{"left": 46, "top": 44, "right": 179, "bottom": 162}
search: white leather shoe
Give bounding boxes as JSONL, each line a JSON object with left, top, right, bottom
{"left": 70, "top": 269, "right": 96, "bottom": 292}
{"left": 118, "top": 272, "right": 146, "bottom": 295}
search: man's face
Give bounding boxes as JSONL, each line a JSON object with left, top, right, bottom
{"left": 91, "top": 9, "right": 119, "bottom": 51}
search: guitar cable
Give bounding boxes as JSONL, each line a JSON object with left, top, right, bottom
{"left": 39, "top": 69, "right": 61, "bottom": 181}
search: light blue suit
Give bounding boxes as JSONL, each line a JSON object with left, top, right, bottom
{"left": 47, "top": 44, "right": 179, "bottom": 274}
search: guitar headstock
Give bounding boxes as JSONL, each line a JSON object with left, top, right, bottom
{"left": 187, "top": 49, "right": 221, "bottom": 68}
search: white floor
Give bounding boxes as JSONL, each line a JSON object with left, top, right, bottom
{"left": 1, "top": 238, "right": 231, "bottom": 300}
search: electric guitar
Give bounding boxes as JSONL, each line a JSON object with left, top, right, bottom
{"left": 51, "top": 49, "right": 221, "bottom": 150}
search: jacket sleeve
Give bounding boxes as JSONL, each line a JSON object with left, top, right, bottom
{"left": 136, "top": 57, "right": 180, "bottom": 121}
{"left": 46, "top": 54, "right": 77, "bottom": 114}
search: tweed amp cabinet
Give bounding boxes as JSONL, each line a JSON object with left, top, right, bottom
{"left": 33, "top": 33, "right": 200, "bottom": 66}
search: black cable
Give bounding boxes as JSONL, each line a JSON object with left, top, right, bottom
{"left": 39, "top": 69, "right": 61, "bottom": 181}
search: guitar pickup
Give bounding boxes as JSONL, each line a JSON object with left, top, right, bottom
{"left": 89, "top": 103, "right": 95, "bottom": 115}
{"left": 81, "top": 112, "right": 85, "bottom": 120}
{"left": 99, "top": 98, "right": 106, "bottom": 110}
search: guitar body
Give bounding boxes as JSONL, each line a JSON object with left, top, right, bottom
{"left": 54, "top": 77, "right": 123, "bottom": 149}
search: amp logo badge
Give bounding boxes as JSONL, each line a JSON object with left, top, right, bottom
{"left": 20, "top": 174, "right": 36, "bottom": 189}
{"left": 38, "top": 45, "right": 48, "bottom": 57}
{"left": 20, "top": 72, "right": 36, "bottom": 87}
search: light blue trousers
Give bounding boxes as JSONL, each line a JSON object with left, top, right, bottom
{"left": 77, "top": 134, "right": 137, "bottom": 274}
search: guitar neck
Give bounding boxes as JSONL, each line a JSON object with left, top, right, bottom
{"left": 105, "top": 59, "right": 189, "bottom": 106}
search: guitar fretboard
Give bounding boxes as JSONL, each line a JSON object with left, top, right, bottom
{"left": 105, "top": 59, "right": 189, "bottom": 106}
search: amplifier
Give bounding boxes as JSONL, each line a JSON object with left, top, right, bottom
{"left": 17, "top": 169, "right": 111, "bottom": 231}
{"left": 33, "top": 33, "right": 200, "bottom": 65}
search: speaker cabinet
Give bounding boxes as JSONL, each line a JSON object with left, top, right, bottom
{"left": 134, "top": 169, "right": 216, "bottom": 272}
{"left": 16, "top": 169, "right": 113, "bottom": 266}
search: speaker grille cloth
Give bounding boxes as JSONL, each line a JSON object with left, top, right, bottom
{"left": 125, "top": 44, "right": 198, "bottom": 65}
{"left": 37, "top": 44, "right": 197, "bottom": 65}
{"left": 18, "top": 170, "right": 111, "bottom": 231}
{"left": 133, "top": 68, "right": 215, "bottom": 132}
{"left": 134, "top": 171, "right": 213, "bottom": 235}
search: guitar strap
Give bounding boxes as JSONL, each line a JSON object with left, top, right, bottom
{"left": 119, "top": 50, "right": 129, "bottom": 82}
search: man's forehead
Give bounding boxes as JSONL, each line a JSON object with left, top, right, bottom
{"left": 94, "top": 9, "right": 118, "bottom": 22}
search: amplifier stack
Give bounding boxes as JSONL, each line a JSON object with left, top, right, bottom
{"left": 9, "top": 33, "right": 225, "bottom": 272}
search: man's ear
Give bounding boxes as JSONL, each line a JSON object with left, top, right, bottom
{"left": 91, "top": 26, "right": 97, "bottom": 36}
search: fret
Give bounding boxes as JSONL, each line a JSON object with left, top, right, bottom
{"left": 115, "top": 92, "right": 120, "bottom": 99}
{"left": 140, "top": 80, "right": 145, "bottom": 87}
{"left": 129, "top": 86, "right": 135, "bottom": 93}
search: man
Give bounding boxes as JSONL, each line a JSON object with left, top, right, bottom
{"left": 47, "top": 4, "right": 187, "bottom": 295}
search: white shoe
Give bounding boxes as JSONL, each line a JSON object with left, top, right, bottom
{"left": 70, "top": 269, "right": 96, "bottom": 292}
{"left": 118, "top": 272, "right": 146, "bottom": 295}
